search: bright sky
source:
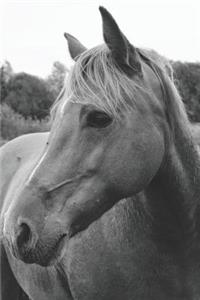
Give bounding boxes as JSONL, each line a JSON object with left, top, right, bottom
{"left": 1, "top": 0, "right": 200, "bottom": 78}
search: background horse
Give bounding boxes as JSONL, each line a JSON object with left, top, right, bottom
{"left": 1, "top": 7, "right": 200, "bottom": 300}
{"left": 191, "top": 123, "right": 200, "bottom": 146}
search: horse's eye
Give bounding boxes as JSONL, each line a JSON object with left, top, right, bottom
{"left": 86, "top": 111, "right": 112, "bottom": 128}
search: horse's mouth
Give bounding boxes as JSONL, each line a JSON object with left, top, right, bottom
{"left": 34, "top": 228, "right": 86, "bottom": 266}
{"left": 40, "top": 223, "right": 92, "bottom": 266}
{"left": 34, "top": 227, "right": 86, "bottom": 267}
{"left": 13, "top": 233, "right": 68, "bottom": 266}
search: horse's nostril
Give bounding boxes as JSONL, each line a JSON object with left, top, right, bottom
{"left": 16, "top": 222, "right": 32, "bottom": 249}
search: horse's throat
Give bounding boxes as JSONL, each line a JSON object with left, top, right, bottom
{"left": 164, "top": 126, "right": 200, "bottom": 216}
{"left": 146, "top": 126, "right": 200, "bottom": 254}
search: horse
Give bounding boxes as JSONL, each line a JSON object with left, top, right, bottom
{"left": 191, "top": 123, "right": 200, "bottom": 146}
{"left": 1, "top": 7, "right": 200, "bottom": 300}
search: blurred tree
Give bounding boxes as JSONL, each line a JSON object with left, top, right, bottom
{"left": 1, "top": 104, "right": 50, "bottom": 141}
{"left": 0, "top": 60, "right": 13, "bottom": 101}
{"left": 4, "top": 72, "right": 54, "bottom": 119}
{"left": 173, "top": 61, "right": 200, "bottom": 122}
{"left": 46, "top": 61, "right": 68, "bottom": 99}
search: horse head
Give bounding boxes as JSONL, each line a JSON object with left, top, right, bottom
{"left": 3, "top": 7, "right": 169, "bottom": 266}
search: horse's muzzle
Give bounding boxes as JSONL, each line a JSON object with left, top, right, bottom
{"left": 3, "top": 214, "right": 68, "bottom": 266}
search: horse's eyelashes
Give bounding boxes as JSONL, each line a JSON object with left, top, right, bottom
{"left": 86, "top": 111, "right": 113, "bottom": 128}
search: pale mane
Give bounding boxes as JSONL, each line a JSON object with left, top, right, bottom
{"left": 54, "top": 45, "right": 151, "bottom": 118}
{"left": 51, "top": 44, "right": 177, "bottom": 123}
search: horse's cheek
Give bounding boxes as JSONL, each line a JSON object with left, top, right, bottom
{"left": 104, "top": 128, "right": 164, "bottom": 196}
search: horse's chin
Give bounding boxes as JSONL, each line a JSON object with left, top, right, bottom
{"left": 41, "top": 234, "right": 68, "bottom": 267}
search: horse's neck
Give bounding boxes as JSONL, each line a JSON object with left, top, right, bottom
{"left": 166, "top": 123, "right": 200, "bottom": 207}
{"left": 146, "top": 119, "right": 200, "bottom": 255}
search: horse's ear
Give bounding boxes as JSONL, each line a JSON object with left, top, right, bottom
{"left": 64, "top": 33, "right": 87, "bottom": 60}
{"left": 99, "top": 7, "right": 141, "bottom": 76}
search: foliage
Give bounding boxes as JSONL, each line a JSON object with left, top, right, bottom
{"left": 0, "top": 60, "right": 13, "bottom": 101}
{"left": 173, "top": 61, "right": 200, "bottom": 122}
{"left": 46, "top": 61, "right": 68, "bottom": 99}
{"left": 3, "top": 72, "right": 54, "bottom": 119}
{"left": 1, "top": 104, "right": 50, "bottom": 141}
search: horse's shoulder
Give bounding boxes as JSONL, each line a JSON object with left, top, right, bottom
{"left": 0, "top": 132, "right": 49, "bottom": 160}
{"left": 0, "top": 132, "right": 49, "bottom": 211}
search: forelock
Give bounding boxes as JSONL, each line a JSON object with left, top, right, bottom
{"left": 61, "top": 44, "right": 147, "bottom": 118}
